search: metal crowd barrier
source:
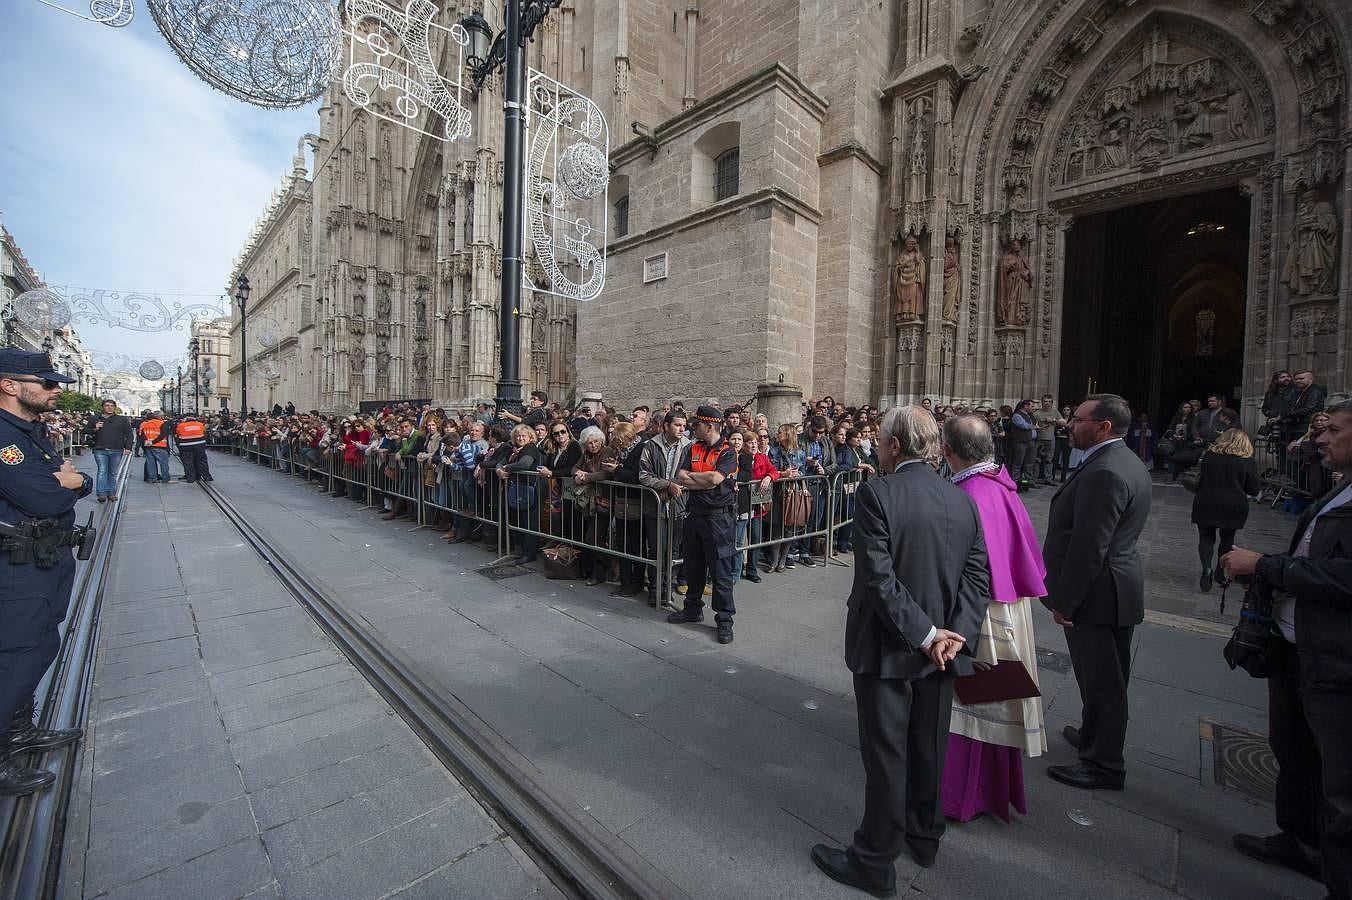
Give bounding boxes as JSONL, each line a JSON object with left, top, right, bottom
{"left": 202, "top": 442, "right": 874, "bottom": 608}
{"left": 1253, "top": 432, "right": 1334, "bottom": 508}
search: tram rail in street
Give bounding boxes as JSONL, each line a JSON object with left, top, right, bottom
{"left": 197, "top": 480, "right": 679, "bottom": 900}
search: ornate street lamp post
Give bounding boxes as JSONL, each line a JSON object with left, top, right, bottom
{"left": 175, "top": 366, "right": 183, "bottom": 415}
{"left": 234, "top": 274, "right": 250, "bottom": 415}
{"left": 189, "top": 337, "right": 201, "bottom": 414}
{"left": 462, "top": 1, "right": 561, "bottom": 417}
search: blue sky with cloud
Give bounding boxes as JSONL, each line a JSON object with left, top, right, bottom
{"left": 1, "top": 2, "right": 320, "bottom": 365}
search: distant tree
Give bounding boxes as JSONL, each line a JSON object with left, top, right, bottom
{"left": 56, "top": 391, "right": 98, "bottom": 414}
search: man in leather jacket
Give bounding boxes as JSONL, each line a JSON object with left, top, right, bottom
{"left": 1224, "top": 398, "right": 1352, "bottom": 900}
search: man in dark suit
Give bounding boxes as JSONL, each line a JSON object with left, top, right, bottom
{"left": 1042, "top": 393, "right": 1152, "bottom": 790}
{"left": 812, "top": 405, "right": 990, "bottom": 897}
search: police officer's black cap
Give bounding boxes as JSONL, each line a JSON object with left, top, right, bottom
{"left": 692, "top": 405, "right": 723, "bottom": 424}
{"left": 0, "top": 350, "right": 76, "bottom": 383}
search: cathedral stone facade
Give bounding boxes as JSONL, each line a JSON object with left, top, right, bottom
{"left": 231, "top": 0, "right": 1350, "bottom": 424}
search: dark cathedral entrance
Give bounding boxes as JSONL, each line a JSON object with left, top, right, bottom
{"left": 1058, "top": 187, "right": 1250, "bottom": 429}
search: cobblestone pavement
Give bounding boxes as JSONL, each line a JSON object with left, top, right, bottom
{"left": 64, "top": 473, "right": 561, "bottom": 900}
{"left": 83, "top": 452, "right": 1315, "bottom": 900}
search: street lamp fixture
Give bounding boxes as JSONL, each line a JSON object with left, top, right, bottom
{"left": 234, "top": 274, "right": 251, "bottom": 415}
{"left": 460, "top": 1, "right": 562, "bottom": 416}
{"left": 189, "top": 337, "right": 202, "bottom": 415}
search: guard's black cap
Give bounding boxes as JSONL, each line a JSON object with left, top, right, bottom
{"left": 692, "top": 405, "right": 723, "bottom": 424}
{"left": 0, "top": 349, "right": 75, "bottom": 383}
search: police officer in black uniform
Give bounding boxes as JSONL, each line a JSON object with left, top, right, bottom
{"left": 0, "top": 350, "right": 92, "bottom": 796}
{"left": 666, "top": 405, "right": 740, "bottom": 643}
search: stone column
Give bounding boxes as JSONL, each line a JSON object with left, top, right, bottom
{"left": 756, "top": 380, "right": 803, "bottom": 429}
{"left": 682, "top": 3, "right": 699, "bottom": 111}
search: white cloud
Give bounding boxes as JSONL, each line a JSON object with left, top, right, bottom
{"left": 1, "top": 4, "right": 319, "bottom": 362}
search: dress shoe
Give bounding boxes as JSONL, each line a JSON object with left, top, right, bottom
{"left": 0, "top": 757, "right": 55, "bottom": 796}
{"left": 907, "top": 841, "right": 937, "bottom": 869}
{"left": 96, "top": 496, "right": 107, "bottom": 503}
{"left": 667, "top": 609, "right": 704, "bottom": 624}
{"left": 1062, "top": 724, "right": 1082, "bottom": 750}
{"left": 1047, "top": 762, "right": 1124, "bottom": 791}
{"left": 9, "top": 722, "right": 83, "bottom": 754}
{"left": 717, "top": 623, "right": 734, "bottom": 644}
{"left": 743, "top": 571, "right": 762, "bottom": 583}
{"left": 1200, "top": 570, "right": 1213, "bottom": 592}
{"left": 809, "top": 845, "right": 896, "bottom": 898}
{"left": 1232, "top": 832, "right": 1323, "bottom": 882}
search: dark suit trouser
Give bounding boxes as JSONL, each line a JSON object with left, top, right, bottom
{"left": 1270, "top": 639, "right": 1352, "bottom": 900}
{"left": 849, "top": 670, "right": 954, "bottom": 884}
{"left": 1064, "top": 623, "right": 1133, "bottom": 774}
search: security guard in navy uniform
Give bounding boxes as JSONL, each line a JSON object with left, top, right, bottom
{"left": 666, "top": 405, "right": 740, "bottom": 644}
{"left": 0, "top": 350, "right": 93, "bottom": 796}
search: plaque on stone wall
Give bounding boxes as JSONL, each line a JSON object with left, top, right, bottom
{"left": 642, "top": 252, "right": 669, "bottom": 283}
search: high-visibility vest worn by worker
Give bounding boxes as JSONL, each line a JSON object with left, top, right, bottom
{"left": 175, "top": 420, "right": 206, "bottom": 444}
{"left": 139, "top": 418, "right": 168, "bottom": 448}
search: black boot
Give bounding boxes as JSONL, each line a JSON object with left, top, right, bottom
{"left": 0, "top": 736, "right": 55, "bottom": 797}
{"left": 9, "top": 703, "right": 82, "bottom": 754}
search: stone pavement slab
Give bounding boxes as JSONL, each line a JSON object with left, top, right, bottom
{"left": 66, "top": 473, "right": 560, "bottom": 900}
{"left": 188, "top": 452, "right": 1325, "bottom": 900}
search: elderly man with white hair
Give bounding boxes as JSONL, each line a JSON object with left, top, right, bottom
{"left": 812, "top": 404, "right": 989, "bottom": 897}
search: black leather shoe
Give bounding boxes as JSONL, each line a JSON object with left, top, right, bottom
{"left": 9, "top": 723, "right": 83, "bottom": 754}
{"left": 810, "top": 845, "right": 896, "bottom": 898}
{"left": 717, "top": 623, "right": 734, "bottom": 644}
{"left": 1232, "top": 832, "right": 1323, "bottom": 882}
{"left": 743, "top": 571, "right": 762, "bottom": 583}
{"left": 1047, "top": 762, "right": 1124, "bottom": 791}
{"left": 667, "top": 610, "right": 704, "bottom": 624}
{"left": 0, "top": 757, "right": 55, "bottom": 796}
{"left": 1200, "top": 570, "right": 1213, "bottom": 592}
{"left": 1063, "top": 725, "right": 1082, "bottom": 750}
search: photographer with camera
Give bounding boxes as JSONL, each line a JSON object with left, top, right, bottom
{"left": 1222, "top": 398, "right": 1352, "bottom": 900}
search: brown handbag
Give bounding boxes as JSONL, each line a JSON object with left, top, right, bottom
{"left": 782, "top": 487, "right": 813, "bottom": 528}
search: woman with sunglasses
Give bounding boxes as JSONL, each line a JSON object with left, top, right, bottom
{"left": 538, "top": 423, "right": 581, "bottom": 538}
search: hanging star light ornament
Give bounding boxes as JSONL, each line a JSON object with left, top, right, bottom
{"left": 523, "top": 66, "right": 609, "bottom": 301}
{"left": 33, "top": 0, "right": 135, "bottom": 27}
{"left": 145, "top": 0, "right": 341, "bottom": 108}
{"left": 341, "top": 0, "right": 472, "bottom": 142}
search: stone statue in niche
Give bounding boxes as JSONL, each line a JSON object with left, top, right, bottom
{"left": 376, "top": 287, "right": 392, "bottom": 321}
{"left": 1195, "top": 309, "right": 1215, "bottom": 357}
{"left": 1225, "top": 91, "right": 1251, "bottom": 140}
{"left": 942, "top": 237, "right": 961, "bottom": 322}
{"left": 997, "top": 239, "right": 1032, "bottom": 327}
{"left": 1282, "top": 192, "right": 1339, "bottom": 297}
{"left": 532, "top": 299, "right": 548, "bottom": 349}
{"left": 892, "top": 234, "right": 926, "bottom": 322}
{"left": 414, "top": 291, "right": 427, "bottom": 327}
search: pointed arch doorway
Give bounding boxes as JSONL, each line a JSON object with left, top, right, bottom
{"left": 1058, "top": 187, "right": 1250, "bottom": 426}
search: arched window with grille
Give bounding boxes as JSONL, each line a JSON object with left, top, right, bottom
{"left": 714, "top": 148, "right": 739, "bottom": 201}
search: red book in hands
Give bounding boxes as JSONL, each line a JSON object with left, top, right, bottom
{"left": 954, "top": 660, "right": 1041, "bottom": 705}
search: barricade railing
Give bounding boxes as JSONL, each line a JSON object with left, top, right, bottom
{"left": 501, "top": 474, "right": 674, "bottom": 598}
{"left": 420, "top": 465, "right": 507, "bottom": 556}
{"left": 1254, "top": 432, "right": 1334, "bottom": 507}
{"left": 728, "top": 473, "right": 833, "bottom": 575}
{"left": 824, "top": 468, "right": 869, "bottom": 562}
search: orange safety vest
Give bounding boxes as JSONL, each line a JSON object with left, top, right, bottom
{"left": 140, "top": 418, "right": 167, "bottom": 447}
{"left": 176, "top": 420, "right": 206, "bottom": 441}
{"left": 689, "top": 440, "right": 736, "bottom": 476}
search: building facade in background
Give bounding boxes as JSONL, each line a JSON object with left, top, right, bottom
{"left": 190, "top": 315, "right": 232, "bottom": 412}
{"left": 228, "top": 0, "right": 1350, "bottom": 423}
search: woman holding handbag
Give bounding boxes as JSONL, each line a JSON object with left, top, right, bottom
{"left": 767, "top": 423, "right": 807, "bottom": 572}
{"left": 1192, "top": 427, "right": 1261, "bottom": 592}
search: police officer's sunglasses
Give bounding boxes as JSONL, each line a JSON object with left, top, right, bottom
{"left": 5, "top": 376, "right": 63, "bottom": 390}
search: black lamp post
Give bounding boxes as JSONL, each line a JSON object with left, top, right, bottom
{"left": 175, "top": 366, "right": 183, "bottom": 415}
{"left": 189, "top": 337, "right": 201, "bottom": 414}
{"left": 462, "top": 1, "right": 560, "bottom": 417}
{"left": 234, "top": 274, "right": 250, "bottom": 415}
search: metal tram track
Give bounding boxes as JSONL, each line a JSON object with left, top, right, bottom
{"left": 198, "top": 481, "right": 676, "bottom": 900}
{"left": 0, "top": 457, "right": 130, "bottom": 900}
